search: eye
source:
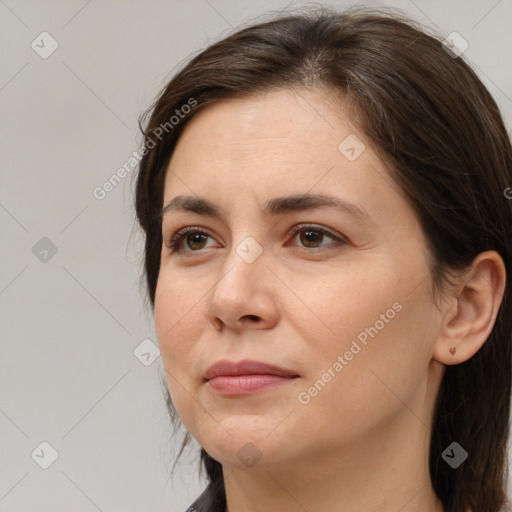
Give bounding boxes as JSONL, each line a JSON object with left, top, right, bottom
{"left": 165, "top": 224, "right": 346, "bottom": 255}
{"left": 167, "top": 226, "right": 216, "bottom": 253}
{"left": 287, "top": 224, "right": 346, "bottom": 249}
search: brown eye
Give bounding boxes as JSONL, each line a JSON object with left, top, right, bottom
{"left": 168, "top": 228, "right": 214, "bottom": 253}
{"left": 289, "top": 225, "right": 345, "bottom": 249}
{"left": 298, "top": 229, "right": 325, "bottom": 248}
{"left": 166, "top": 224, "right": 346, "bottom": 256}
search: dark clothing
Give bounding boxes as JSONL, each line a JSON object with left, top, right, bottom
{"left": 185, "top": 483, "right": 225, "bottom": 512}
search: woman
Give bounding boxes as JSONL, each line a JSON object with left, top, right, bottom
{"left": 134, "top": 5, "right": 512, "bottom": 512}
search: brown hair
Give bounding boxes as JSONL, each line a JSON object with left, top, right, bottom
{"left": 134, "top": 5, "right": 512, "bottom": 510}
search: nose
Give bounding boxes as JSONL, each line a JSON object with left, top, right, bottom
{"left": 205, "top": 241, "right": 280, "bottom": 332}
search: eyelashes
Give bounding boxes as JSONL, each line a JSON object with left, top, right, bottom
{"left": 166, "top": 224, "right": 347, "bottom": 255}
{"left": 167, "top": 226, "right": 213, "bottom": 253}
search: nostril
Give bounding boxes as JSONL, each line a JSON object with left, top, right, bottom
{"left": 244, "top": 315, "right": 260, "bottom": 322}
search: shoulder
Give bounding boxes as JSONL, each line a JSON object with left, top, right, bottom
{"left": 184, "top": 483, "right": 225, "bottom": 512}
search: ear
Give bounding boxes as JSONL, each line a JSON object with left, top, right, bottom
{"left": 432, "top": 251, "right": 506, "bottom": 365}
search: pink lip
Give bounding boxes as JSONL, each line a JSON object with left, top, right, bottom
{"left": 204, "top": 359, "right": 300, "bottom": 396}
{"left": 205, "top": 359, "right": 299, "bottom": 379}
{"left": 208, "top": 375, "right": 298, "bottom": 395}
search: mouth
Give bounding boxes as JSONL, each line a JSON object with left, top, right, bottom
{"left": 207, "top": 374, "right": 299, "bottom": 395}
{"left": 204, "top": 359, "right": 300, "bottom": 396}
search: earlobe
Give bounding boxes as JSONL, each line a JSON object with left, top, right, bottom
{"left": 432, "top": 251, "right": 506, "bottom": 366}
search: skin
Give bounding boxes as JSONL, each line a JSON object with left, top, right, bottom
{"left": 154, "top": 87, "right": 506, "bottom": 512}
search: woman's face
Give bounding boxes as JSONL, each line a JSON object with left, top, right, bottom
{"left": 155, "top": 88, "right": 445, "bottom": 471}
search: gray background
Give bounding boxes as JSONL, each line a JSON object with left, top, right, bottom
{"left": 1, "top": 0, "right": 511, "bottom": 511}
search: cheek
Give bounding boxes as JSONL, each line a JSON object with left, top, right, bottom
{"left": 155, "top": 261, "right": 199, "bottom": 326}
{"left": 292, "top": 304, "right": 434, "bottom": 451}
{"left": 276, "top": 261, "right": 396, "bottom": 350}
{"left": 333, "top": 290, "right": 435, "bottom": 414}
{"left": 291, "top": 257, "right": 435, "bottom": 396}
{"left": 154, "top": 275, "right": 207, "bottom": 426}
{"left": 153, "top": 270, "right": 205, "bottom": 371}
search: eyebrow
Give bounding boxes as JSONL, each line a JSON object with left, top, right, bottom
{"left": 161, "top": 193, "right": 373, "bottom": 225}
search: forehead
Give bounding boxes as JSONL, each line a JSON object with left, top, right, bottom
{"left": 162, "top": 88, "right": 406, "bottom": 228}
{"left": 172, "top": 88, "right": 353, "bottom": 157}
{"left": 167, "top": 89, "right": 377, "bottom": 182}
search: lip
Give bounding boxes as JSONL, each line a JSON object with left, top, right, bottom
{"left": 204, "top": 359, "right": 300, "bottom": 396}
{"left": 204, "top": 359, "right": 299, "bottom": 380}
